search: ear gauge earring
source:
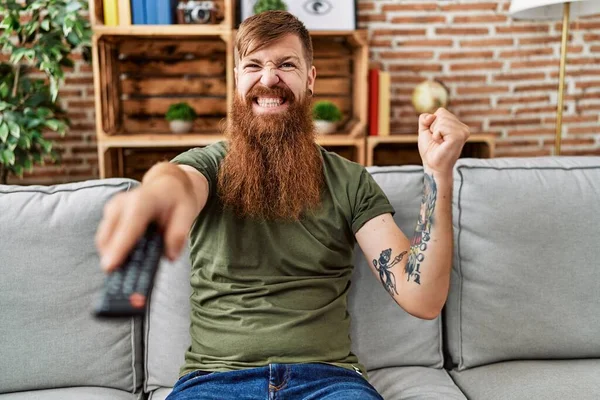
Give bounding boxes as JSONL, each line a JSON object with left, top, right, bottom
{"left": 307, "top": 89, "right": 313, "bottom": 97}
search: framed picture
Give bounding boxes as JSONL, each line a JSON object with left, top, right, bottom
{"left": 238, "top": 0, "right": 357, "bottom": 30}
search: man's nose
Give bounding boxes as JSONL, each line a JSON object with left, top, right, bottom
{"left": 260, "top": 66, "right": 280, "bottom": 87}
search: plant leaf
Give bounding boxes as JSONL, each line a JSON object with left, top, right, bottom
{"left": 0, "top": 122, "right": 8, "bottom": 142}
{"left": 7, "top": 121, "right": 20, "bottom": 138}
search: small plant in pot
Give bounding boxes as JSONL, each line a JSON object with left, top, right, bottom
{"left": 165, "top": 102, "right": 196, "bottom": 134}
{"left": 312, "top": 101, "right": 342, "bottom": 135}
{"left": 253, "top": 0, "right": 287, "bottom": 14}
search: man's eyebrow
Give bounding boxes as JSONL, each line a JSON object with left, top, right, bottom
{"left": 242, "top": 56, "right": 301, "bottom": 65}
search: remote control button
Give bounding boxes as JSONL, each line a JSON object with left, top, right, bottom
{"left": 129, "top": 293, "right": 146, "bottom": 309}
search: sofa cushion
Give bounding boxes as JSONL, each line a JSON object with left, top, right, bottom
{"left": 449, "top": 359, "right": 600, "bottom": 400}
{"left": 369, "top": 366, "right": 466, "bottom": 399}
{"left": 0, "top": 179, "right": 143, "bottom": 394}
{"left": 0, "top": 388, "right": 140, "bottom": 400}
{"left": 147, "top": 388, "right": 172, "bottom": 400}
{"left": 445, "top": 157, "right": 600, "bottom": 371}
{"left": 350, "top": 166, "right": 444, "bottom": 370}
{"left": 144, "top": 245, "right": 192, "bottom": 391}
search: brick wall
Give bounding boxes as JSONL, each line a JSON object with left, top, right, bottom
{"left": 360, "top": 0, "right": 600, "bottom": 157}
{"left": 6, "top": 0, "right": 600, "bottom": 184}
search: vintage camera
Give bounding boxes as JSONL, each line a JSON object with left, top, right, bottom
{"left": 177, "top": 1, "right": 217, "bottom": 24}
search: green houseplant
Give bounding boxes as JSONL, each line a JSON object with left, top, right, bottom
{"left": 165, "top": 102, "right": 197, "bottom": 134}
{"left": 312, "top": 100, "right": 342, "bottom": 135}
{"left": 0, "top": 0, "right": 91, "bottom": 184}
{"left": 253, "top": 0, "right": 287, "bottom": 14}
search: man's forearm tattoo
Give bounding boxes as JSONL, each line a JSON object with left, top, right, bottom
{"left": 373, "top": 249, "right": 408, "bottom": 296}
{"left": 406, "top": 173, "right": 437, "bottom": 285}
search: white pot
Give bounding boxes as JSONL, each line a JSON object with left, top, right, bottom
{"left": 169, "top": 120, "right": 193, "bottom": 134}
{"left": 314, "top": 120, "right": 338, "bottom": 135}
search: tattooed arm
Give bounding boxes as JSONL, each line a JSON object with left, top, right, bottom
{"left": 355, "top": 169, "right": 453, "bottom": 320}
{"left": 356, "top": 169, "right": 453, "bottom": 319}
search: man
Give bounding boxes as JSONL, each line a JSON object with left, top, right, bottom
{"left": 96, "top": 11, "right": 470, "bottom": 399}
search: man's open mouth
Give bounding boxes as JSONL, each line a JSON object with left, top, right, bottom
{"left": 254, "top": 97, "right": 287, "bottom": 108}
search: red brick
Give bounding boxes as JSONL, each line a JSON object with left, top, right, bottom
{"left": 515, "top": 106, "right": 557, "bottom": 115}
{"left": 494, "top": 73, "right": 546, "bottom": 81}
{"left": 459, "top": 108, "right": 511, "bottom": 118}
{"left": 544, "top": 138, "right": 596, "bottom": 146}
{"left": 499, "top": 48, "right": 554, "bottom": 58}
{"left": 518, "top": 35, "right": 571, "bottom": 45}
{"left": 457, "top": 85, "right": 509, "bottom": 95}
{"left": 556, "top": 21, "right": 600, "bottom": 31}
{"left": 460, "top": 38, "right": 514, "bottom": 47}
{"left": 495, "top": 149, "right": 552, "bottom": 157}
{"left": 435, "top": 27, "right": 489, "bottom": 35}
{"left": 382, "top": 3, "right": 438, "bottom": 12}
{"left": 437, "top": 75, "right": 487, "bottom": 83}
{"left": 391, "top": 16, "right": 446, "bottom": 24}
{"left": 451, "top": 98, "right": 491, "bottom": 106}
{"left": 380, "top": 51, "right": 434, "bottom": 59}
{"left": 388, "top": 64, "right": 442, "bottom": 72}
{"left": 497, "top": 95, "right": 550, "bottom": 105}
{"left": 548, "top": 115, "right": 599, "bottom": 124}
{"left": 497, "top": 25, "right": 550, "bottom": 34}
{"left": 453, "top": 15, "right": 507, "bottom": 24}
{"left": 359, "top": 14, "right": 386, "bottom": 23}
{"left": 511, "top": 60, "right": 558, "bottom": 69}
{"left": 372, "top": 29, "right": 427, "bottom": 36}
{"left": 441, "top": 2, "right": 498, "bottom": 11}
{"left": 398, "top": 39, "right": 453, "bottom": 47}
{"left": 584, "top": 34, "right": 600, "bottom": 41}
{"left": 560, "top": 148, "right": 600, "bottom": 156}
{"left": 450, "top": 61, "right": 503, "bottom": 71}
{"left": 489, "top": 118, "right": 541, "bottom": 127}
{"left": 514, "top": 84, "right": 558, "bottom": 92}
{"left": 508, "top": 128, "right": 557, "bottom": 136}
{"left": 496, "top": 139, "right": 541, "bottom": 148}
{"left": 390, "top": 75, "right": 430, "bottom": 84}
{"left": 575, "top": 80, "right": 600, "bottom": 89}
{"left": 439, "top": 51, "right": 494, "bottom": 60}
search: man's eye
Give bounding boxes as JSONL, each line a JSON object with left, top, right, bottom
{"left": 281, "top": 63, "right": 295, "bottom": 69}
{"left": 245, "top": 64, "right": 260, "bottom": 69}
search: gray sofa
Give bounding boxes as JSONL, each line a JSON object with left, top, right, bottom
{"left": 1, "top": 156, "right": 599, "bottom": 400}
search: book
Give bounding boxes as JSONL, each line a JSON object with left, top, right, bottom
{"left": 368, "top": 68, "right": 379, "bottom": 136}
{"left": 131, "top": 0, "right": 147, "bottom": 24}
{"left": 103, "top": 0, "right": 119, "bottom": 26}
{"left": 118, "top": 0, "right": 132, "bottom": 26}
{"left": 156, "top": 0, "right": 176, "bottom": 24}
{"left": 378, "top": 71, "right": 391, "bottom": 137}
{"left": 145, "top": 0, "right": 158, "bottom": 24}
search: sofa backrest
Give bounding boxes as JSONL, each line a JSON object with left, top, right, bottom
{"left": 349, "top": 166, "right": 444, "bottom": 371}
{"left": 144, "top": 165, "right": 443, "bottom": 390}
{"left": 445, "top": 156, "right": 600, "bottom": 371}
{"left": 0, "top": 179, "right": 143, "bottom": 394}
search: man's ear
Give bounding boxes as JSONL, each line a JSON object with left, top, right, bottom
{"left": 307, "top": 65, "right": 316, "bottom": 94}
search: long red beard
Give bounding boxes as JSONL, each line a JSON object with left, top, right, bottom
{"left": 218, "top": 86, "right": 323, "bottom": 220}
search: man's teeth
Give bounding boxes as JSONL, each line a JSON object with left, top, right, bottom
{"left": 257, "top": 98, "right": 284, "bottom": 107}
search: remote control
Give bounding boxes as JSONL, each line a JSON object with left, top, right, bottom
{"left": 94, "top": 223, "right": 164, "bottom": 318}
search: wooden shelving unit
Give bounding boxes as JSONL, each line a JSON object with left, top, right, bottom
{"left": 90, "top": 0, "right": 369, "bottom": 178}
{"left": 366, "top": 134, "right": 496, "bottom": 167}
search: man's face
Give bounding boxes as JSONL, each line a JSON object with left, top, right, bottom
{"left": 234, "top": 34, "right": 316, "bottom": 116}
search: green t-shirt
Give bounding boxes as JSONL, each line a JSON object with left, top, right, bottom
{"left": 171, "top": 141, "right": 395, "bottom": 378}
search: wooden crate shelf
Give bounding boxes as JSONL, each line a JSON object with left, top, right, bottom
{"left": 366, "top": 134, "right": 496, "bottom": 167}
{"left": 91, "top": 0, "right": 369, "bottom": 178}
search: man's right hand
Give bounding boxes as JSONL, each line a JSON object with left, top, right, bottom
{"left": 95, "top": 163, "right": 207, "bottom": 273}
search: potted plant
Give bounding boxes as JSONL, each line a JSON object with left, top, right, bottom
{"left": 312, "top": 101, "right": 342, "bottom": 135}
{"left": 165, "top": 102, "right": 197, "bottom": 134}
{"left": 0, "top": 0, "right": 91, "bottom": 184}
{"left": 253, "top": 0, "right": 288, "bottom": 14}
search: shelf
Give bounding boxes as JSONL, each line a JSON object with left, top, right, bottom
{"left": 97, "top": 133, "right": 365, "bottom": 149}
{"left": 366, "top": 134, "right": 496, "bottom": 166}
{"left": 92, "top": 24, "right": 231, "bottom": 37}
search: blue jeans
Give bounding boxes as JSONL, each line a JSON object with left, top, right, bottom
{"left": 165, "top": 363, "right": 383, "bottom": 400}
